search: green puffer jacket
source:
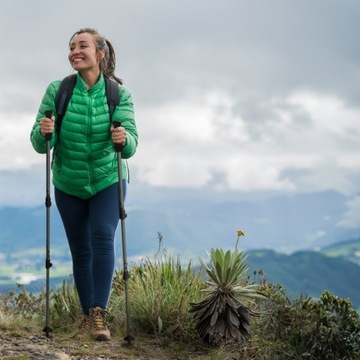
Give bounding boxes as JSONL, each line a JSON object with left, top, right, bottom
{"left": 31, "top": 73, "right": 138, "bottom": 199}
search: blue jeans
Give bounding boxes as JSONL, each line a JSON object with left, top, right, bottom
{"left": 55, "top": 182, "right": 126, "bottom": 315}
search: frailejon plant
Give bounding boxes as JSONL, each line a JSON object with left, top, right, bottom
{"left": 190, "top": 231, "right": 266, "bottom": 345}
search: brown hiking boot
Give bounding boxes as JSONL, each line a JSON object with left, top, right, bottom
{"left": 72, "top": 315, "right": 89, "bottom": 339}
{"left": 89, "top": 307, "right": 111, "bottom": 341}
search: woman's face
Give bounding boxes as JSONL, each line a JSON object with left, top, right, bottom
{"left": 68, "top": 32, "right": 103, "bottom": 73}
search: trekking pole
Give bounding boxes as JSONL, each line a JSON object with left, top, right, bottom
{"left": 43, "top": 110, "right": 53, "bottom": 338}
{"left": 113, "top": 121, "right": 134, "bottom": 346}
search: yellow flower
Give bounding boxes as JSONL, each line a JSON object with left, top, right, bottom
{"left": 237, "top": 230, "right": 245, "bottom": 237}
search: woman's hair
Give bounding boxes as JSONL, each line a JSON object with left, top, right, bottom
{"left": 69, "top": 28, "right": 123, "bottom": 85}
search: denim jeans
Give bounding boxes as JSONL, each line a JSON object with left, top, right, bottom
{"left": 55, "top": 181, "right": 126, "bottom": 315}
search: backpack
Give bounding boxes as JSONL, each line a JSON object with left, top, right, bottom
{"left": 54, "top": 74, "right": 120, "bottom": 137}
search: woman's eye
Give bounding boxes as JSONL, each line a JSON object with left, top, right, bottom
{"left": 69, "top": 43, "right": 89, "bottom": 51}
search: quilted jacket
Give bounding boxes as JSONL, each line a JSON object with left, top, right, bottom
{"left": 31, "top": 73, "right": 138, "bottom": 199}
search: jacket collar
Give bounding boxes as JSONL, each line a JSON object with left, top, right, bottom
{"left": 76, "top": 72, "right": 105, "bottom": 95}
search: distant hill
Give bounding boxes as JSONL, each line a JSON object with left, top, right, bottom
{"left": 1, "top": 241, "right": 359, "bottom": 311}
{"left": 321, "top": 238, "right": 360, "bottom": 265}
{"left": 247, "top": 242, "right": 360, "bottom": 309}
{"left": 1, "top": 199, "right": 359, "bottom": 309}
{"left": 1, "top": 190, "right": 360, "bottom": 257}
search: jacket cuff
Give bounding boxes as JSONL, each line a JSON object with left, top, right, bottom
{"left": 33, "top": 126, "right": 47, "bottom": 153}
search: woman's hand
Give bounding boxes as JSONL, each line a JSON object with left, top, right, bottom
{"left": 39, "top": 115, "right": 55, "bottom": 137}
{"left": 111, "top": 125, "right": 127, "bottom": 147}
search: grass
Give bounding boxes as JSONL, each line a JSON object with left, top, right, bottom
{"left": 114, "top": 253, "right": 203, "bottom": 337}
{"left": 1, "top": 246, "right": 359, "bottom": 360}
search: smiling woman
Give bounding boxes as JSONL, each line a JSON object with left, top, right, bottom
{"left": 29, "top": 28, "right": 138, "bottom": 342}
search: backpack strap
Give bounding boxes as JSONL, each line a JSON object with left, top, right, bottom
{"left": 105, "top": 78, "right": 130, "bottom": 181}
{"left": 54, "top": 74, "right": 77, "bottom": 137}
{"left": 105, "top": 77, "right": 120, "bottom": 121}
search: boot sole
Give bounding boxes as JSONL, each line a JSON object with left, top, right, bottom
{"left": 93, "top": 333, "right": 111, "bottom": 341}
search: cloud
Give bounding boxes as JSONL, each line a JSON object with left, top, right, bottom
{"left": 337, "top": 196, "right": 360, "bottom": 229}
{"left": 0, "top": 165, "right": 46, "bottom": 207}
{"left": 1, "top": 0, "right": 360, "bottom": 207}
{"left": 130, "top": 88, "right": 360, "bottom": 195}
{"left": 1, "top": 87, "right": 359, "bottom": 201}
{"left": 0, "top": 113, "right": 43, "bottom": 170}
{"left": 306, "top": 229, "right": 327, "bottom": 243}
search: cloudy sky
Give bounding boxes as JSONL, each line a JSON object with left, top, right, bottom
{"left": 0, "top": 0, "right": 359, "bottom": 229}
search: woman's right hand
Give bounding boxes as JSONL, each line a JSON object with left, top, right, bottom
{"left": 39, "top": 115, "right": 55, "bottom": 137}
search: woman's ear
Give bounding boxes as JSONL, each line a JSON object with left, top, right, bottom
{"left": 97, "top": 50, "right": 106, "bottom": 62}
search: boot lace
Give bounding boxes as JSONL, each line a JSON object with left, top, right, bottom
{"left": 91, "top": 307, "right": 107, "bottom": 330}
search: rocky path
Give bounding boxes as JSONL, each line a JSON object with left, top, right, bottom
{"left": 0, "top": 332, "right": 71, "bottom": 359}
{"left": 0, "top": 329, "right": 202, "bottom": 360}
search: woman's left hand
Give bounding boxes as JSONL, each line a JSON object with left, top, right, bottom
{"left": 111, "top": 125, "right": 127, "bottom": 146}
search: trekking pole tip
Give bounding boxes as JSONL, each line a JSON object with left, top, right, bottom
{"left": 43, "top": 326, "right": 53, "bottom": 338}
{"left": 124, "top": 334, "right": 135, "bottom": 347}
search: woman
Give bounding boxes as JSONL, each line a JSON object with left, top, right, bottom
{"left": 30, "top": 28, "right": 138, "bottom": 341}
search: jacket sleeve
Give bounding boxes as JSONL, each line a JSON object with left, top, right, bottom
{"left": 30, "top": 82, "right": 58, "bottom": 154}
{"left": 115, "top": 86, "right": 138, "bottom": 159}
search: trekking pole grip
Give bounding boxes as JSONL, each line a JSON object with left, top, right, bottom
{"left": 44, "top": 110, "right": 53, "bottom": 141}
{"left": 113, "top": 121, "right": 124, "bottom": 152}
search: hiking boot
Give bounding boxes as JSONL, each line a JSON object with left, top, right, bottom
{"left": 89, "top": 307, "right": 111, "bottom": 341}
{"left": 73, "top": 315, "right": 89, "bottom": 339}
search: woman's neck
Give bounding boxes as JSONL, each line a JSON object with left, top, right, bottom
{"left": 79, "top": 69, "right": 101, "bottom": 90}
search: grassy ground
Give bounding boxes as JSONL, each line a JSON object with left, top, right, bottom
{"left": 1, "top": 249, "right": 359, "bottom": 360}
{"left": 0, "top": 318, "right": 234, "bottom": 360}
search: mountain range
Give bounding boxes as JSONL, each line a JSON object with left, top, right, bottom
{"left": 1, "top": 190, "right": 359, "bottom": 309}
{"left": 1, "top": 189, "right": 358, "bottom": 257}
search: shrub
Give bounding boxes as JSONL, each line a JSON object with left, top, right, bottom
{"left": 252, "top": 278, "right": 360, "bottom": 360}
{"left": 0, "top": 284, "right": 44, "bottom": 321}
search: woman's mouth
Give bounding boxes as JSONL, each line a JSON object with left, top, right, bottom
{"left": 72, "top": 57, "right": 85, "bottom": 64}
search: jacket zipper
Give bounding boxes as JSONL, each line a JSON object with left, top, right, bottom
{"left": 87, "top": 97, "right": 94, "bottom": 191}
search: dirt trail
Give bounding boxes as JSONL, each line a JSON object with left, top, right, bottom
{"left": 0, "top": 329, "right": 207, "bottom": 360}
{"left": 1, "top": 332, "right": 72, "bottom": 359}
